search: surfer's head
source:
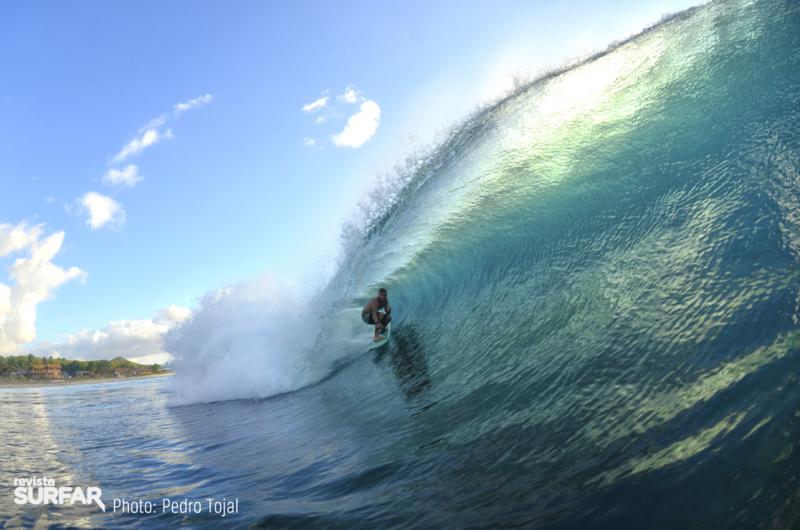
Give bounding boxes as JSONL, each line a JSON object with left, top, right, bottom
{"left": 378, "top": 287, "right": 387, "bottom": 303}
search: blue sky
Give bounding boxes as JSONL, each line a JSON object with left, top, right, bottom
{"left": 0, "top": 0, "right": 700, "bottom": 361}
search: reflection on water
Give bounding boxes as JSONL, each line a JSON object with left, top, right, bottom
{"left": 374, "top": 323, "right": 431, "bottom": 399}
{"left": 1, "top": 390, "right": 79, "bottom": 527}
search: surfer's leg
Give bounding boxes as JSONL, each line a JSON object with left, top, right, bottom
{"left": 374, "top": 314, "right": 386, "bottom": 338}
{"left": 378, "top": 313, "right": 391, "bottom": 330}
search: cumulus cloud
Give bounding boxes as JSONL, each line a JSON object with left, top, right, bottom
{"left": 332, "top": 100, "right": 381, "bottom": 148}
{"left": 0, "top": 223, "right": 42, "bottom": 256}
{"left": 302, "top": 86, "right": 380, "bottom": 148}
{"left": 31, "top": 305, "right": 192, "bottom": 364}
{"left": 154, "top": 304, "right": 192, "bottom": 326}
{"left": 0, "top": 223, "right": 86, "bottom": 352}
{"left": 111, "top": 127, "right": 173, "bottom": 163}
{"left": 174, "top": 94, "right": 213, "bottom": 115}
{"left": 301, "top": 96, "right": 329, "bottom": 113}
{"left": 102, "top": 164, "right": 143, "bottom": 188}
{"left": 78, "top": 192, "right": 125, "bottom": 229}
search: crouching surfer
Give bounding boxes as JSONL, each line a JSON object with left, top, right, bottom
{"left": 362, "top": 288, "right": 392, "bottom": 341}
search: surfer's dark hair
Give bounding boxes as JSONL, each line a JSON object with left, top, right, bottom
{"left": 379, "top": 288, "right": 387, "bottom": 294}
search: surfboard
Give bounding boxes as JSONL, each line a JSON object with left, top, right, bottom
{"left": 368, "top": 322, "right": 391, "bottom": 350}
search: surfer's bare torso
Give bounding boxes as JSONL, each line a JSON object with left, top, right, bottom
{"left": 361, "top": 297, "right": 389, "bottom": 318}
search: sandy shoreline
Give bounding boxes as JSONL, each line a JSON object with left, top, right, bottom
{"left": 0, "top": 372, "right": 173, "bottom": 388}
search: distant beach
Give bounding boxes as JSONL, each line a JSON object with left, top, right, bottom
{"left": 0, "top": 371, "right": 173, "bottom": 388}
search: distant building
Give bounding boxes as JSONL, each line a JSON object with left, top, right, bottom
{"left": 31, "top": 362, "right": 62, "bottom": 379}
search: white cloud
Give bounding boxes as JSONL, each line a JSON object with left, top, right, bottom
{"left": 140, "top": 114, "right": 167, "bottom": 132}
{"left": 31, "top": 305, "right": 192, "bottom": 364}
{"left": 102, "top": 164, "right": 143, "bottom": 188}
{"left": 0, "top": 223, "right": 86, "bottom": 352}
{"left": 337, "top": 87, "right": 362, "bottom": 104}
{"left": 78, "top": 192, "right": 125, "bottom": 230}
{"left": 174, "top": 94, "right": 213, "bottom": 115}
{"left": 0, "top": 222, "right": 42, "bottom": 256}
{"left": 302, "top": 96, "right": 329, "bottom": 113}
{"left": 111, "top": 127, "right": 173, "bottom": 163}
{"left": 109, "top": 94, "right": 211, "bottom": 165}
{"left": 154, "top": 305, "right": 192, "bottom": 326}
{"left": 302, "top": 86, "right": 380, "bottom": 148}
{"left": 332, "top": 100, "right": 381, "bottom": 148}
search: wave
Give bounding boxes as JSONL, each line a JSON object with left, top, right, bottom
{"left": 166, "top": 0, "right": 800, "bottom": 418}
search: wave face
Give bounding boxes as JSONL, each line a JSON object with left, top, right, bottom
{"left": 164, "top": 0, "right": 800, "bottom": 526}
{"left": 330, "top": 0, "right": 800, "bottom": 427}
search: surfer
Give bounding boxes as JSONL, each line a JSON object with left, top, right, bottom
{"left": 362, "top": 288, "right": 392, "bottom": 341}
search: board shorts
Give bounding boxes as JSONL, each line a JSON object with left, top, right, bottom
{"left": 362, "top": 312, "right": 376, "bottom": 325}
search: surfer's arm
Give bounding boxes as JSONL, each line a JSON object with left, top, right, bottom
{"left": 384, "top": 303, "right": 391, "bottom": 316}
{"left": 372, "top": 309, "right": 384, "bottom": 331}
